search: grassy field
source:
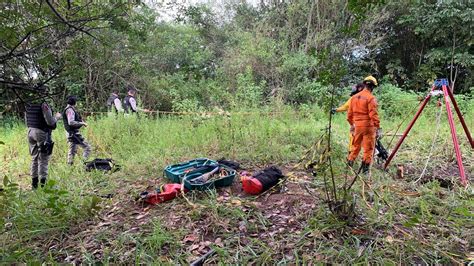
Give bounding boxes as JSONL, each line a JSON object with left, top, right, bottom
{"left": 1, "top": 104, "right": 473, "bottom": 264}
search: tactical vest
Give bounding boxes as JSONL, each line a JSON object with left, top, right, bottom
{"left": 106, "top": 94, "right": 119, "bottom": 112}
{"left": 62, "top": 106, "right": 82, "bottom": 133}
{"left": 123, "top": 95, "right": 136, "bottom": 113}
{"left": 25, "top": 103, "right": 56, "bottom": 131}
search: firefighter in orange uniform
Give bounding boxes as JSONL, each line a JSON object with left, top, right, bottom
{"left": 347, "top": 76, "right": 381, "bottom": 173}
{"left": 332, "top": 83, "right": 364, "bottom": 153}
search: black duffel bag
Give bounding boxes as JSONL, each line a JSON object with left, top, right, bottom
{"left": 84, "top": 158, "right": 120, "bottom": 172}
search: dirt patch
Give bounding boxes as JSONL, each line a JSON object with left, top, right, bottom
{"left": 45, "top": 164, "right": 321, "bottom": 263}
{"left": 400, "top": 161, "right": 470, "bottom": 188}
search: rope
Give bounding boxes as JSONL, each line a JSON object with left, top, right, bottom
{"left": 180, "top": 173, "right": 199, "bottom": 208}
{"left": 82, "top": 110, "right": 298, "bottom": 116}
{"left": 414, "top": 103, "right": 443, "bottom": 183}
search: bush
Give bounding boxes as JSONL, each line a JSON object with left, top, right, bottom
{"left": 234, "top": 67, "right": 264, "bottom": 108}
{"left": 375, "top": 83, "right": 422, "bottom": 119}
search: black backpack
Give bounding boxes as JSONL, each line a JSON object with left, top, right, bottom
{"left": 84, "top": 158, "right": 120, "bottom": 172}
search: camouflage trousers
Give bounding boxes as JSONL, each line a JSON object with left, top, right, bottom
{"left": 27, "top": 128, "right": 50, "bottom": 187}
{"left": 67, "top": 133, "right": 91, "bottom": 165}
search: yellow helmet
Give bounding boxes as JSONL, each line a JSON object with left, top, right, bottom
{"left": 363, "top": 75, "right": 378, "bottom": 87}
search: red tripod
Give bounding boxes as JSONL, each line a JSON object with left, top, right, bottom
{"left": 384, "top": 79, "right": 473, "bottom": 187}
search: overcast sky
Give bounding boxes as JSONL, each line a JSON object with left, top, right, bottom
{"left": 144, "top": 0, "right": 260, "bottom": 21}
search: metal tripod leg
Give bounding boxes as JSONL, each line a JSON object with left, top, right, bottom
{"left": 384, "top": 88, "right": 434, "bottom": 169}
{"left": 446, "top": 86, "right": 474, "bottom": 149}
{"left": 442, "top": 85, "right": 468, "bottom": 187}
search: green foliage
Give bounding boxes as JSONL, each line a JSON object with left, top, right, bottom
{"left": 235, "top": 68, "right": 264, "bottom": 108}
{"left": 1, "top": 1, "right": 474, "bottom": 263}
{"left": 143, "top": 220, "right": 179, "bottom": 251}
{"left": 0, "top": 176, "right": 20, "bottom": 220}
{"left": 1, "top": 106, "right": 473, "bottom": 263}
{"left": 392, "top": 0, "right": 473, "bottom": 92}
{"left": 375, "top": 83, "right": 422, "bottom": 118}
{"left": 3, "top": 0, "right": 472, "bottom": 116}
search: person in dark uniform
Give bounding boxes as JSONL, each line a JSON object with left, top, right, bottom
{"left": 62, "top": 96, "right": 92, "bottom": 165}
{"left": 25, "top": 97, "right": 59, "bottom": 189}
{"left": 106, "top": 89, "right": 123, "bottom": 113}
{"left": 123, "top": 87, "right": 138, "bottom": 114}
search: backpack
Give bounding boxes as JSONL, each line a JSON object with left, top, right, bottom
{"left": 84, "top": 158, "right": 120, "bottom": 172}
{"left": 242, "top": 166, "right": 284, "bottom": 195}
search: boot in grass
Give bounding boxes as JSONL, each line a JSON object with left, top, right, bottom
{"left": 40, "top": 178, "right": 46, "bottom": 188}
{"left": 32, "top": 177, "right": 39, "bottom": 190}
{"left": 361, "top": 162, "right": 370, "bottom": 174}
{"left": 347, "top": 160, "right": 354, "bottom": 168}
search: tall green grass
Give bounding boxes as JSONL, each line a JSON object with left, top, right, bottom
{"left": 0, "top": 103, "right": 472, "bottom": 263}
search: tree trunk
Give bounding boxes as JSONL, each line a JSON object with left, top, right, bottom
{"left": 449, "top": 32, "right": 456, "bottom": 92}
{"left": 305, "top": 0, "right": 315, "bottom": 53}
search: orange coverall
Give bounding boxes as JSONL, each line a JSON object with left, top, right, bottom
{"left": 347, "top": 89, "right": 380, "bottom": 164}
{"left": 335, "top": 98, "right": 354, "bottom": 152}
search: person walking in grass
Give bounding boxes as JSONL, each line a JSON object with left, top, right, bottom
{"left": 25, "top": 87, "right": 60, "bottom": 189}
{"left": 347, "top": 76, "right": 381, "bottom": 174}
{"left": 63, "top": 96, "right": 92, "bottom": 165}
{"left": 123, "top": 87, "right": 138, "bottom": 114}
{"left": 106, "top": 89, "right": 123, "bottom": 114}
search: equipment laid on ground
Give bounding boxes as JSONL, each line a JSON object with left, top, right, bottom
{"left": 141, "top": 158, "right": 239, "bottom": 205}
{"left": 384, "top": 79, "right": 473, "bottom": 187}
{"left": 164, "top": 158, "right": 218, "bottom": 183}
{"left": 164, "top": 158, "right": 236, "bottom": 190}
{"left": 217, "top": 158, "right": 241, "bottom": 170}
{"left": 241, "top": 166, "right": 285, "bottom": 195}
{"left": 140, "top": 184, "right": 188, "bottom": 205}
{"left": 84, "top": 158, "right": 120, "bottom": 172}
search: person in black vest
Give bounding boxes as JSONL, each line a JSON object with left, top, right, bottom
{"left": 62, "top": 96, "right": 92, "bottom": 165}
{"left": 123, "top": 87, "right": 138, "bottom": 114}
{"left": 106, "top": 89, "right": 123, "bottom": 113}
{"left": 25, "top": 97, "right": 59, "bottom": 189}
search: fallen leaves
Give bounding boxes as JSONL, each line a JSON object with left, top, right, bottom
{"left": 135, "top": 212, "right": 149, "bottom": 220}
{"left": 351, "top": 228, "right": 368, "bottom": 235}
{"left": 189, "top": 240, "right": 212, "bottom": 255}
{"left": 214, "top": 237, "right": 223, "bottom": 247}
{"left": 96, "top": 221, "right": 112, "bottom": 228}
{"left": 183, "top": 234, "right": 199, "bottom": 243}
{"left": 230, "top": 199, "right": 242, "bottom": 206}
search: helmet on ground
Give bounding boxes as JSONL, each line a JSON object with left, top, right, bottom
{"left": 363, "top": 75, "right": 378, "bottom": 87}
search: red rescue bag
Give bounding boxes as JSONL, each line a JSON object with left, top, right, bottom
{"left": 141, "top": 184, "right": 188, "bottom": 205}
{"left": 241, "top": 167, "right": 284, "bottom": 195}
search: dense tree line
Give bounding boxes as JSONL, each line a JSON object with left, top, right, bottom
{"left": 1, "top": 0, "right": 472, "bottom": 115}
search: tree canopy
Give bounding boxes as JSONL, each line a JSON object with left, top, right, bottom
{"left": 1, "top": 0, "right": 472, "bottom": 114}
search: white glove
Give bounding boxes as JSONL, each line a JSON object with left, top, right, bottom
{"left": 376, "top": 128, "right": 382, "bottom": 138}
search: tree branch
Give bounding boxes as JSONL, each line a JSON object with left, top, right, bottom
{"left": 45, "top": 0, "right": 100, "bottom": 42}
{"left": 0, "top": 22, "right": 62, "bottom": 62}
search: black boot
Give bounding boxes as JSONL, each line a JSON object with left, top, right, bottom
{"left": 361, "top": 162, "right": 370, "bottom": 174}
{"left": 32, "top": 178, "right": 39, "bottom": 190}
{"left": 40, "top": 178, "right": 46, "bottom": 188}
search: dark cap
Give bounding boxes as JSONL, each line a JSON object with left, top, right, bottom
{"left": 67, "top": 95, "right": 77, "bottom": 105}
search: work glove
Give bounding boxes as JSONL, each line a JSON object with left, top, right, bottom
{"left": 376, "top": 128, "right": 382, "bottom": 138}
{"left": 330, "top": 108, "right": 337, "bottom": 115}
